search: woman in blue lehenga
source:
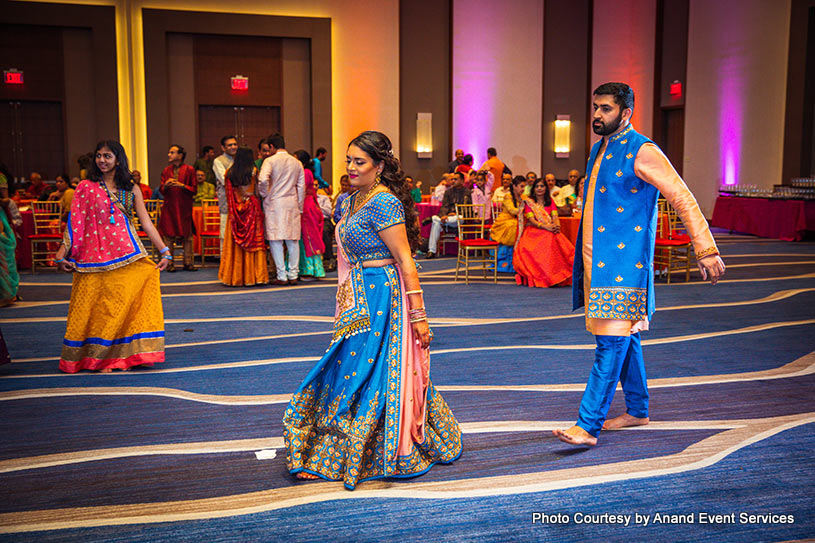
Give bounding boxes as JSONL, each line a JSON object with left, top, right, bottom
{"left": 283, "top": 131, "right": 462, "bottom": 489}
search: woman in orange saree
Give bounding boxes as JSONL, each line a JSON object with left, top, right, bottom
{"left": 514, "top": 177, "right": 575, "bottom": 288}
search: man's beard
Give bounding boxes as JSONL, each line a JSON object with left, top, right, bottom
{"left": 592, "top": 110, "right": 624, "bottom": 136}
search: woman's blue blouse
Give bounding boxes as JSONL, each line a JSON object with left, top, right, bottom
{"left": 340, "top": 191, "right": 405, "bottom": 263}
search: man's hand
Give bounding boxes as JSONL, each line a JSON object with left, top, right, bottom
{"left": 698, "top": 254, "right": 725, "bottom": 285}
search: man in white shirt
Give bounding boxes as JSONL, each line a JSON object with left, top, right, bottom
{"left": 431, "top": 174, "right": 452, "bottom": 204}
{"left": 258, "top": 133, "right": 305, "bottom": 285}
{"left": 212, "top": 135, "right": 238, "bottom": 251}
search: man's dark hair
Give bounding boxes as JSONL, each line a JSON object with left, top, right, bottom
{"left": 220, "top": 135, "right": 237, "bottom": 147}
{"left": 593, "top": 82, "right": 635, "bottom": 112}
{"left": 267, "top": 133, "right": 285, "bottom": 150}
{"left": 315, "top": 147, "right": 327, "bottom": 156}
{"left": 487, "top": 147, "right": 497, "bottom": 157}
{"left": 201, "top": 145, "right": 214, "bottom": 156}
{"left": 170, "top": 144, "right": 186, "bottom": 162}
{"left": 257, "top": 137, "right": 268, "bottom": 150}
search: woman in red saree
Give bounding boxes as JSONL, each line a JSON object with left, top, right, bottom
{"left": 514, "top": 177, "right": 575, "bottom": 287}
{"left": 218, "top": 147, "right": 268, "bottom": 286}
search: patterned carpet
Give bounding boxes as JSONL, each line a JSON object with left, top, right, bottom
{"left": 1, "top": 231, "right": 814, "bottom": 542}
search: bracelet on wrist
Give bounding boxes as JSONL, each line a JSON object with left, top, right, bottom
{"left": 162, "top": 254, "right": 173, "bottom": 260}
{"left": 405, "top": 289, "right": 423, "bottom": 295}
{"left": 54, "top": 257, "right": 65, "bottom": 264}
{"left": 410, "top": 316, "right": 428, "bottom": 323}
{"left": 160, "top": 246, "right": 171, "bottom": 254}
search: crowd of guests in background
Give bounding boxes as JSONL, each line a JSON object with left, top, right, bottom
{"left": 426, "top": 146, "right": 587, "bottom": 287}
{"left": 1, "top": 141, "right": 586, "bottom": 291}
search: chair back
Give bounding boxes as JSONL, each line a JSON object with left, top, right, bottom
{"left": 491, "top": 200, "right": 503, "bottom": 219}
{"left": 455, "top": 203, "right": 488, "bottom": 240}
{"left": 132, "top": 199, "right": 162, "bottom": 231}
{"left": 31, "top": 201, "right": 62, "bottom": 234}
{"left": 657, "top": 198, "right": 685, "bottom": 240}
{"left": 201, "top": 199, "right": 220, "bottom": 231}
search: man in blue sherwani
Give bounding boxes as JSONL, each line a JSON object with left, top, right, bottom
{"left": 554, "top": 82, "right": 726, "bottom": 446}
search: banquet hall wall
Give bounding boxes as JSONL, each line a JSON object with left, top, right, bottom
{"left": 2, "top": 0, "right": 801, "bottom": 213}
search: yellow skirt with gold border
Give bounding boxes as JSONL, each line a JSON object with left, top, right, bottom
{"left": 59, "top": 257, "right": 165, "bottom": 373}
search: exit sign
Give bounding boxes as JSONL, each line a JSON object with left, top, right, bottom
{"left": 4, "top": 70, "right": 23, "bottom": 85}
{"left": 230, "top": 75, "right": 249, "bottom": 91}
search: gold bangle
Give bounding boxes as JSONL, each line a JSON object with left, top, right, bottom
{"left": 410, "top": 317, "right": 428, "bottom": 323}
{"left": 405, "top": 289, "right": 423, "bottom": 295}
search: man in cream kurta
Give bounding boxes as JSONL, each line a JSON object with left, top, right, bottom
{"left": 553, "top": 82, "right": 726, "bottom": 447}
{"left": 258, "top": 134, "right": 305, "bottom": 284}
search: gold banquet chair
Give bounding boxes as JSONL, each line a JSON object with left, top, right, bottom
{"left": 132, "top": 199, "right": 163, "bottom": 258}
{"left": 654, "top": 198, "right": 692, "bottom": 283}
{"left": 29, "top": 201, "right": 63, "bottom": 273}
{"left": 454, "top": 203, "right": 499, "bottom": 284}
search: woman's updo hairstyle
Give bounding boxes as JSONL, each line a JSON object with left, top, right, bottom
{"left": 348, "top": 131, "right": 419, "bottom": 251}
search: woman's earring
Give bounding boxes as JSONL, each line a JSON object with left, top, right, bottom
{"left": 375, "top": 172, "right": 382, "bottom": 183}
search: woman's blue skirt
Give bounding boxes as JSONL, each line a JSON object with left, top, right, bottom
{"left": 283, "top": 265, "right": 462, "bottom": 489}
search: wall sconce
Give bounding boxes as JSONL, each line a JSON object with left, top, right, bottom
{"left": 554, "top": 115, "right": 571, "bottom": 158}
{"left": 416, "top": 112, "right": 432, "bottom": 159}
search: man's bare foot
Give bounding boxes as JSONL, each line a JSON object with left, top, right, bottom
{"left": 296, "top": 472, "right": 319, "bottom": 480}
{"left": 602, "top": 413, "right": 650, "bottom": 430}
{"left": 552, "top": 425, "right": 597, "bottom": 446}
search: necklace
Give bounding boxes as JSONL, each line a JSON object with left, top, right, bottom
{"left": 352, "top": 179, "right": 381, "bottom": 215}
{"left": 100, "top": 181, "right": 119, "bottom": 225}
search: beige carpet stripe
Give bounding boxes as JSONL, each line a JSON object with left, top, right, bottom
{"left": 0, "top": 413, "right": 809, "bottom": 533}
{"left": 9, "top": 267, "right": 815, "bottom": 311}
{"left": 3, "top": 351, "right": 812, "bottom": 401}
{"left": 0, "top": 438, "right": 284, "bottom": 474}
{"left": 0, "top": 421, "right": 747, "bottom": 475}
{"left": 5, "top": 319, "right": 814, "bottom": 374}
{"left": 5, "top": 286, "right": 813, "bottom": 337}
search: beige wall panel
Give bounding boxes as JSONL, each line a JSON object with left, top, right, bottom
{"left": 684, "top": 0, "right": 791, "bottom": 216}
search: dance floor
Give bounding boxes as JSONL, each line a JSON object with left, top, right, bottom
{"left": 2, "top": 230, "right": 814, "bottom": 542}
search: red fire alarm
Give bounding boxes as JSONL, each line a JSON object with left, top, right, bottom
{"left": 4, "top": 69, "right": 24, "bottom": 85}
{"left": 669, "top": 80, "right": 682, "bottom": 97}
{"left": 230, "top": 75, "right": 249, "bottom": 91}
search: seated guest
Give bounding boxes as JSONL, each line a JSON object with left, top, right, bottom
{"left": 131, "top": 170, "right": 151, "bottom": 201}
{"left": 158, "top": 144, "right": 198, "bottom": 271}
{"left": 332, "top": 174, "right": 352, "bottom": 224}
{"left": 471, "top": 170, "right": 494, "bottom": 220}
{"left": 455, "top": 153, "right": 474, "bottom": 175}
{"left": 514, "top": 177, "right": 574, "bottom": 288}
{"left": 408, "top": 176, "right": 422, "bottom": 203}
{"left": 47, "top": 175, "right": 75, "bottom": 222}
{"left": 219, "top": 147, "right": 268, "bottom": 287}
{"left": 427, "top": 171, "right": 471, "bottom": 259}
{"left": 294, "top": 150, "right": 325, "bottom": 279}
{"left": 490, "top": 175, "right": 526, "bottom": 273}
{"left": 69, "top": 177, "right": 80, "bottom": 189}
{"left": 557, "top": 169, "right": 581, "bottom": 215}
{"left": 573, "top": 175, "right": 586, "bottom": 213}
{"left": 194, "top": 169, "right": 215, "bottom": 204}
{"left": 524, "top": 171, "right": 537, "bottom": 196}
{"left": 430, "top": 173, "right": 452, "bottom": 204}
{"left": 492, "top": 172, "right": 512, "bottom": 203}
{"left": 193, "top": 146, "right": 217, "bottom": 192}
{"left": 24, "top": 172, "right": 47, "bottom": 199}
{"left": 545, "top": 173, "right": 572, "bottom": 216}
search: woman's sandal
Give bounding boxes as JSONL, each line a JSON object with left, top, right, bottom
{"left": 296, "top": 472, "right": 320, "bottom": 480}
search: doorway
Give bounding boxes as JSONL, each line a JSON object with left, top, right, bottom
{"left": 198, "top": 105, "right": 281, "bottom": 152}
{"left": 0, "top": 101, "right": 65, "bottom": 183}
